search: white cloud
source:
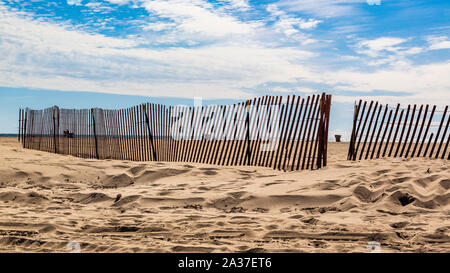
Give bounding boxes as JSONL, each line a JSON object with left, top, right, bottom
{"left": 67, "top": 0, "right": 83, "bottom": 5}
{"left": 0, "top": 4, "right": 313, "bottom": 99}
{"left": 277, "top": 0, "right": 366, "bottom": 18}
{"left": 270, "top": 86, "right": 318, "bottom": 93}
{"left": 220, "top": 0, "right": 250, "bottom": 11}
{"left": 104, "top": 0, "right": 132, "bottom": 4}
{"left": 353, "top": 37, "right": 425, "bottom": 67}
{"left": 319, "top": 61, "right": 450, "bottom": 106}
{"left": 356, "top": 37, "right": 407, "bottom": 57}
{"left": 267, "top": 4, "right": 321, "bottom": 40}
{"left": 0, "top": 2, "right": 449, "bottom": 107}
{"left": 140, "top": 0, "right": 256, "bottom": 38}
{"left": 85, "top": 2, "right": 114, "bottom": 12}
{"left": 142, "top": 21, "right": 176, "bottom": 31}
{"left": 298, "top": 18, "right": 322, "bottom": 29}
{"left": 427, "top": 36, "right": 450, "bottom": 50}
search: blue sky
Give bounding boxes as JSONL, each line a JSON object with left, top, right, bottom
{"left": 0, "top": 0, "right": 449, "bottom": 137}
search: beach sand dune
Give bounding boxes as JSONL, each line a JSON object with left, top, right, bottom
{"left": 0, "top": 138, "right": 448, "bottom": 252}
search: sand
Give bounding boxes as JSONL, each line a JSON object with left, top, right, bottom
{"left": 0, "top": 137, "right": 448, "bottom": 252}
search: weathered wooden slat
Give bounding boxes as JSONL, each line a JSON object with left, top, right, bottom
{"left": 91, "top": 109, "right": 99, "bottom": 159}
{"left": 363, "top": 103, "right": 381, "bottom": 159}
{"left": 156, "top": 104, "right": 162, "bottom": 161}
{"left": 181, "top": 105, "right": 194, "bottom": 163}
{"left": 127, "top": 108, "right": 133, "bottom": 161}
{"left": 138, "top": 106, "right": 144, "bottom": 161}
{"left": 165, "top": 105, "right": 171, "bottom": 161}
{"left": 126, "top": 108, "right": 132, "bottom": 160}
{"left": 234, "top": 101, "right": 250, "bottom": 166}
{"left": 353, "top": 101, "right": 373, "bottom": 160}
{"left": 161, "top": 104, "right": 167, "bottom": 161}
{"left": 348, "top": 101, "right": 362, "bottom": 160}
{"left": 281, "top": 96, "right": 301, "bottom": 171}
{"left": 151, "top": 104, "right": 159, "bottom": 161}
{"left": 350, "top": 100, "right": 366, "bottom": 160}
{"left": 268, "top": 98, "right": 286, "bottom": 168}
{"left": 429, "top": 106, "right": 448, "bottom": 158}
{"left": 291, "top": 96, "right": 311, "bottom": 171}
{"left": 203, "top": 105, "right": 220, "bottom": 164}
{"left": 249, "top": 96, "right": 267, "bottom": 166}
{"left": 177, "top": 106, "right": 189, "bottom": 163}
{"left": 360, "top": 102, "right": 379, "bottom": 160}
{"left": 388, "top": 108, "right": 404, "bottom": 157}
{"left": 382, "top": 104, "right": 400, "bottom": 157}
{"left": 247, "top": 97, "right": 262, "bottom": 166}
{"left": 168, "top": 105, "right": 174, "bottom": 161}
{"left": 394, "top": 105, "right": 411, "bottom": 157}
{"left": 375, "top": 107, "right": 391, "bottom": 158}
{"left": 442, "top": 126, "right": 450, "bottom": 159}
{"left": 303, "top": 95, "right": 321, "bottom": 170}
{"left": 18, "top": 109, "right": 21, "bottom": 142}
{"left": 196, "top": 105, "right": 214, "bottom": 163}
{"left": 260, "top": 97, "right": 277, "bottom": 167}
{"left": 398, "top": 104, "right": 416, "bottom": 157}
{"left": 134, "top": 106, "right": 139, "bottom": 161}
{"left": 218, "top": 104, "right": 236, "bottom": 165}
{"left": 405, "top": 105, "right": 423, "bottom": 158}
{"left": 275, "top": 96, "right": 294, "bottom": 170}
{"left": 199, "top": 105, "right": 215, "bottom": 163}
{"left": 103, "top": 110, "right": 110, "bottom": 159}
{"left": 295, "top": 95, "right": 314, "bottom": 170}
{"left": 187, "top": 105, "right": 202, "bottom": 163}
{"left": 417, "top": 105, "right": 436, "bottom": 157}
{"left": 227, "top": 103, "right": 244, "bottom": 166}
{"left": 323, "top": 95, "right": 332, "bottom": 167}
{"left": 207, "top": 105, "right": 225, "bottom": 165}
{"left": 423, "top": 133, "right": 434, "bottom": 157}
{"left": 191, "top": 105, "right": 206, "bottom": 163}
{"left": 436, "top": 114, "right": 450, "bottom": 159}
{"left": 370, "top": 104, "right": 388, "bottom": 159}
{"left": 310, "top": 94, "right": 325, "bottom": 170}
{"left": 118, "top": 109, "right": 125, "bottom": 160}
{"left": 234, "top": 101, "right": 251, "bottom": 166}
{"left": 119, "top": 109, "right": 125, "bottom": 160}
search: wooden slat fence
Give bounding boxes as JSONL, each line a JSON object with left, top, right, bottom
{"left": 348, "top": 100, "right": 450, "bottom": 160}
{"left": 18, "top": 93, "right": 332, "bottom": 171}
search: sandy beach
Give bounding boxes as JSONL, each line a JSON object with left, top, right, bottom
{"left": 0, "top": 137, "right": 448, "bottom": 252}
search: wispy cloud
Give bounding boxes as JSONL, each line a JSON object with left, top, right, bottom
{"left": 277, "top": 0, "right": 366, "bottom": 18}
{"left": 356, "top": 37, "right": 408, "bottom": 57}
{"left": 67, "top": 0, "right": 83, "bottom": 6}
{"left": 427, "top": 35, "right": 450, "bottom": 50}
{"left": 140, "top": 0, "right": 256, "bottom": 38}
{"left": 0, "top": 0, "right": 449, "bottom": 107}
{"left": 0, "top": 3, "right": 315, "bottom": 99}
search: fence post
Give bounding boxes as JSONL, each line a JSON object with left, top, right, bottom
{"left": 143, "top": 104, "right": 157, "bottom": 161}
{"left": 91, "top": 108, "right": 100, "bottom": 159}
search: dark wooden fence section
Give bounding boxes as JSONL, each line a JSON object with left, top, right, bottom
{"left": 18, "top": 93, "right": 332, "bottom": 171}
{"left": 348, "top": 100, "right": 449, "bottom": 161}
